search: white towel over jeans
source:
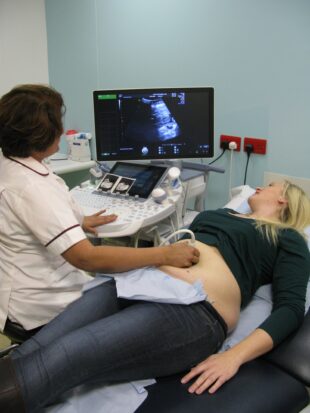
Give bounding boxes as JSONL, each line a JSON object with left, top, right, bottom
{"left": 113, "top": 266, "right": 207, "bottom": 304}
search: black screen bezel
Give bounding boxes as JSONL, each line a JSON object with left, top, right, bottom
{"left": 93, "top": 87, "right": 214, "bottom": 161}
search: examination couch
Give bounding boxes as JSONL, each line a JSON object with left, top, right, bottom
{"left": 136, "top": 185, "right": 310, "bottom": 413}
{"left": 137, "top": 308, "right": 310, "bottom": 413}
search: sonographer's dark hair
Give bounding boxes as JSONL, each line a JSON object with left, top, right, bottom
{"left": 0, "top": 84, "right": 65, "bottom": 158}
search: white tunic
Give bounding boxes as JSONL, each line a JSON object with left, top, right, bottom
{"left": 0, "top": 153, "right": 91, "bottom": 331}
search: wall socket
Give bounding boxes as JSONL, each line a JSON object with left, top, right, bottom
{"left": 244, "top": 137, "right": 267, "bottom": 154}
{"left": 220, "top": 135, "right": 242, "bottom": 151}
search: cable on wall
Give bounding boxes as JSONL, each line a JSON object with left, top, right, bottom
{"left": 243, "top": 144, "right": 254, "bottom": 185}
{"left": 228, "top": 141, "right": 237, "bottom": 199}
{"left": 208, "top": 148, "right": 227, "bottom": 165}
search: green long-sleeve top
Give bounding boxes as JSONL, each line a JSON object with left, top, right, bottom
{"left": 183, "top": 209, "right": 310, "bottom": 345}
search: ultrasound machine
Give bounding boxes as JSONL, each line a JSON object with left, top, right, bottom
{"left": 70, "top": 87, "right": 224, "bottom": 242}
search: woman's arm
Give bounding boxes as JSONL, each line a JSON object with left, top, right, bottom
{"left": 181, "top": 328, "right": 273, "bottom": 394}
{"left": 62, "top": 238, "right": 200, "bottom": 273}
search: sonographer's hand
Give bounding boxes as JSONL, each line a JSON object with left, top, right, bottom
{"left": 82, "top": 210, "right": 118, "bottom": 236}
{"left": 165, "top": 242, "right": 200, "bottom": 267}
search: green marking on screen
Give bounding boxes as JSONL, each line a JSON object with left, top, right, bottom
{"left": 98, "top": 94, "right": 117, "bottom": 100}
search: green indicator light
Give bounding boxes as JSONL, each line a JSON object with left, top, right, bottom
{"left": 98, "top": 94, "right": 117, "bottom": 100}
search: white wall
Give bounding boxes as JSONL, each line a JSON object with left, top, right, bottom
{"left": 0, "top": 0, "right": 49, "bottom": 97}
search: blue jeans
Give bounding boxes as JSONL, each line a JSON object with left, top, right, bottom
{"left": 12, "top": 279, "right": 227, "bottom": 413}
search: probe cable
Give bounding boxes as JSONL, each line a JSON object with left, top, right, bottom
{"left": 159, "top": 229, "right": 196, "bottom": 246}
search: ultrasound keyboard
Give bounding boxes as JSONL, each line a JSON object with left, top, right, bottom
{"left": 71, "top": 187, "right": 176, "bottom": 237}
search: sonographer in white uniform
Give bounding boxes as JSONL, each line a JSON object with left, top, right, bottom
{"left": 0, "top": 153, "right": 91, "bottom": 331}
{"left": 0, "top": 84, "right": 199, "bottom": 334}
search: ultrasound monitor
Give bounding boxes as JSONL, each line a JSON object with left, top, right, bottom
{"left": 93, "top": 87, "right": 214, "bottom": 161}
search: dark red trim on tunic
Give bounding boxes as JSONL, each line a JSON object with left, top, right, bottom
{"left": 45, "top": 224, "right": 80, "bottom": 247}
{"left": 8, "top": 157, "right": 49, "bottom": 176}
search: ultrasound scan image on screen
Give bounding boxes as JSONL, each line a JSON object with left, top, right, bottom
{"left": 93, "top": 87, "right": 214, "bottom": 161}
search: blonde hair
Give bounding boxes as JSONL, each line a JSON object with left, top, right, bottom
{"left": 256, "top": 180, "right": 310, "bottom": 244}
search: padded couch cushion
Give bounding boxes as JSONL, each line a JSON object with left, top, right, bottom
{"left": 137, "top": 360, "right": 309, "bottom": 413}
{"left": 265, "top": 309, "right": 310, "bottom": 385}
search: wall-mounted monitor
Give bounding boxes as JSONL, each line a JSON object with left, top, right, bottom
{"left": 93, "top": 87, "right": 214, "bottom": 162}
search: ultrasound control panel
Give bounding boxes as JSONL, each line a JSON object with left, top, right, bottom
{"left": 71, "top": 186, "right": 179, "bottom": 238}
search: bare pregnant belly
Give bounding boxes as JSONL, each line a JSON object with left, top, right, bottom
{"left": 159, "top": 241, "right": 241, "bottom": 331}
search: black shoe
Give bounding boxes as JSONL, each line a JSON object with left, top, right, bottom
{"left": 0, "top": 356, "right": 25, "bottom": 412}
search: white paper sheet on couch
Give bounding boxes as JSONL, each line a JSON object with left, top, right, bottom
{"left": 45, "top": 379, "right": 156, "bottom": 413}
{"left": 219, "top": 280, "right": 310, "bottom": 352}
